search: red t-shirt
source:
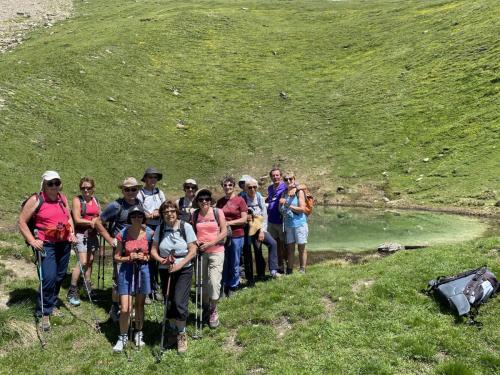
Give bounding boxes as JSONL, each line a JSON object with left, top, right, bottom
{"left": 216, "top": 195, "right": 247, "bottom": 238}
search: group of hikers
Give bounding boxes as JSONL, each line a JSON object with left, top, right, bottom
{"left": 18, "top": 167, "right": 310, "bottom": 354}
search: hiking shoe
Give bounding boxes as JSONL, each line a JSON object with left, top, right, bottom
{"left": 208, "top": 306, "right": 220, "bottom": 329}
{"left": 271, "top": 270, "right": 282, "bottom": 278}
{"left": 39, "top": 315, "right": 50, "bottom": 331}
{"left": 299, "top": 268, "right": 306, "bottom": 274}
{"left": 134, "top": 331, "right": 145, "bottom": 348}
{"left": 145, "top": 295, "right": 152, "bottom": 305}
{"left": 113, "top": 334, "right": 128, "bottom": 353}
{"left": 109, "top": 304, "right": 120, "bottom": 322}
{"left": 51, "top": 307, "right": 65, "bottom": 317}
{"left": 177, "top": 332, "right": 188, "bottom": 354}
{"left": 286, "top": 268, "right": 293, "bottom": 275}
{"left": 153, "top": 291, "right": 163, "bottom": 302}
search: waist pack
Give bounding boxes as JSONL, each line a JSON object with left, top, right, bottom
{"left": 426, "top": 266, "right": 499, "bottom": 323}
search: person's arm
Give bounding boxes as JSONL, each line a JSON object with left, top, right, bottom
{"left": 18, "top": 195, "right": 44, "bottom": 251}
{"left": 72, "top": 197, "right": 93, "bottom": 229}
{"left": 289, "top": 190, "right": 307, "bottom": 213}
{"left": 94, "top": 218, "right": 116, "bottom": 247}
{"left": 169, "top": 241, "right": 197, "bottom": 272}
{"left": 114, "top": 238, "right": 130, "bottom": 263}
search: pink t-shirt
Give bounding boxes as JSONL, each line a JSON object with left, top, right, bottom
{"left": 34, "top": 192, "right": 71, "bottom": 242}
{"left": 116, "top": 229, "right": 150, "bottom": 256}
{"left": 82, "top": 197, "right": 100, "bottom": 221}
{"left": 194, "top": 209, "right": 225, "bottom": 254}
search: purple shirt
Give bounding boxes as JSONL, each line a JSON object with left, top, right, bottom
{"left": 267, "top": 182, "right": 287, "bottom": 224}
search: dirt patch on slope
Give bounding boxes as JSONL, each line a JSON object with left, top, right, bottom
{"left": 0, "top": 0, "right": 73, "bottom": 53}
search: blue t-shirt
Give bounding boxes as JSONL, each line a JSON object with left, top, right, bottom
{"left": 153, "top": 221, "right": 197, "bottom": 269}
{"left": 100, "top": 198, "right": 141, "bottom": 236}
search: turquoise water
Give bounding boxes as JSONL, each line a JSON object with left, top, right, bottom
{"left": 307, "top": 207, "right": 489, "bottom": 252}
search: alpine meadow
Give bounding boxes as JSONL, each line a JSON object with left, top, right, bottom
{"left": 0, "top": 0, "right": 499, "bottom": 374}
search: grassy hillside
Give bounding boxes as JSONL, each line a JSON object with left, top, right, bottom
{"left": 0, "top": 0, "right": 498, "bottom": 221}
{"left": 0, "top": 232, "right": 499, "bottom": 374}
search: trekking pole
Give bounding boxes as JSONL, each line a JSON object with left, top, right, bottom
{"left": 126, "top": 260, "right": 137, "bottom": 362}
{"left": 156, "top": 275, "right": 171, "bottom": 363}
{"left": 73, "top": 245, "right": 101, "bottom": 333}
{"left": 97, "top": 235, "right": 105, "bottom": 289}
{"left": 193, "top": 251, "right": 203, "bottom": 339}
{"left": 35, "top": 248, "right": 47, "bottom": 349}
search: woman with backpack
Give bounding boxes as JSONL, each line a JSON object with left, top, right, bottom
{"left": 243, "top": 178, "right": 280, "bottom": 279}
{"left": 18, "top": 171, "right": 77, "bottom": 331}
{"left": 176, "top": 178, "right": 198, "bottom": 222}
{"left": 279, "top": 171, "right": 308, "bottom": 274}
{"left": 216, "top": 176, "right": 248, "bottom": 296}
{"left": 150, "top": 200, "right": 197, "bottom": 354}
{"left": 112, "top": 206, "right": 154, "bottom": 353}
{"left": 191, "top": 189, "right": 227, "bottom": 328}
{"left": 67, "top": 177, "right": 101, "bottom": 306}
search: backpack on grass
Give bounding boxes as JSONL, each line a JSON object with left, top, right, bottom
{"left": 425, "top": 266, "right": 499, "bottom": 325}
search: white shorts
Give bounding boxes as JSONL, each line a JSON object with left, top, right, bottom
{"left": 285, "top": 223, "right": 308, "bottom": 245}
{"left": 75, "top": 232, "right": 99, "bottom": 253}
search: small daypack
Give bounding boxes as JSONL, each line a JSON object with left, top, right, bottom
{"left": 426, "top": 266, "right": 499, "bottom": 324}
{"left": 296, "top": 185, "right": 315, "bottom": 216}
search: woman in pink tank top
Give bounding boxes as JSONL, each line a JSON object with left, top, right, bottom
{"left": 67, "top": 177, "right": 101, "bottom": 306}
{"left": 192, "top": 189, "right": 227, "bottom": 329}
{"left": 18, "top": 171, "right": 76, "bottom": 331}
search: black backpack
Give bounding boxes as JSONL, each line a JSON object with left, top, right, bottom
{"left": 425, "top": 266, "right": 499, "bottom": 325}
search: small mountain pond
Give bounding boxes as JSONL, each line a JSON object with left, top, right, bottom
{"left": 307, "top": 206, "right": 491, "bottom": 253}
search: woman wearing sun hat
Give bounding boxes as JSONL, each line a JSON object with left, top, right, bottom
{"left": 176, "top": 178, "right": 198, "bottom": 222}
{"left": 191, "top": 188, "right": 227, "bottom": 328}
{"left": 137, "top": 167, "right": 166, "bottom": 302}
{"left": 18, "top": 171, "right": 77, "bottom": 331}
{"left": 112, "top": 205, "right": 154, "bottom": 353}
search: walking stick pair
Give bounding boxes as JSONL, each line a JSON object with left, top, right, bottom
{"left": 97, "top": 235, "right": 106, "bottom": 289}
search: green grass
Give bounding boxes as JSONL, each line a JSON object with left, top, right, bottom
{"left": 0, "top": 0, "right": 499, "bottom": 219}
{"left": 0, "top": 233, "right": 499, "bottom": 374}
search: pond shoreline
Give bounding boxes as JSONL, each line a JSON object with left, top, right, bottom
{"left": 323, "top": 200, "right": 500, "bottom": 219}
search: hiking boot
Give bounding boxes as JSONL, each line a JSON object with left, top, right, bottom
{"left": 109, "top": 304, "right": 120, "bottom": 322}
{"left": 177, "top": 332, "right": 188, "bottom": 354}
{"left": 67, "top": 286, "right": 81, "bottom": 306}
{"left": 286, "top": 268, "right": 293, "bottom": 275}
{"left": 39, "top": 315, "right": 50, "bottom": 331}
{"left": 299, "top": 268, "right": 306, "bottom": 274}
{"left": 113, "top": 333, "right": 128, "bottom": 353}
{"left": 208, "top": 305, "right": 220, "bottom": 329}
{"left": 134, "top": 331, "right": 145, "bottom": 348}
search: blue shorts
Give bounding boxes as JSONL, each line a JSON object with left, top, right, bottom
{"left": 117, "top": 262, "right": 151, "bottom": 295}
{"left": 285, "top": 223, "right": 308, "bottom": 245}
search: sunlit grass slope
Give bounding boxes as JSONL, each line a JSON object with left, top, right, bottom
{"left": 0, "top": 0, "right": 498, "bottom": 218}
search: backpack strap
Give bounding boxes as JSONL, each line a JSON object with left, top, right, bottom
{"left": 179, "top": 220, "right": 187, "bottom": 242}
{"left": 78, "top": 195, "right": 87, "bottom": 217}
{"left": 213, "top": 207, "right": 220, "bottom": 227}
{"left": 192, "top": 209, "right": 200, "bottom": 234}
{"left": 120, "top": 227, "right": 128, "bottom": 257}
{"left": 158, "top": 221, "right": 166, "bottom": 245}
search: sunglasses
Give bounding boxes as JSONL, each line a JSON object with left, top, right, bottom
{"left": 47, "top": 179, "right": 62, "bottom": 187}
{"left": 184, "top": 185, "right": 197, "bottom": 190}
{"left": 124, "top": 187, "right": 138, "bottom": 193}
{"left": 247, "top": 186, "right": 258, "bottom": 190}
{"left": 146, "top": 175, "right": 158, "bottom": 179}
{"left": 130, "top": 214, "right": 143, "bottom": 219}
{"left": 163, "top": 209, "right": 177, "bottom": 214}
{"left": 284, "top": 177, "right": 294, "bottom": 182}
{"left": 80, "top": 186, "right": 93, "bottom": 191}
{"left": 197, "top": 197, "right": 211, "bottom": 202}
{"left": 223, "top": 183, "right": 234, "bottom": 187}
